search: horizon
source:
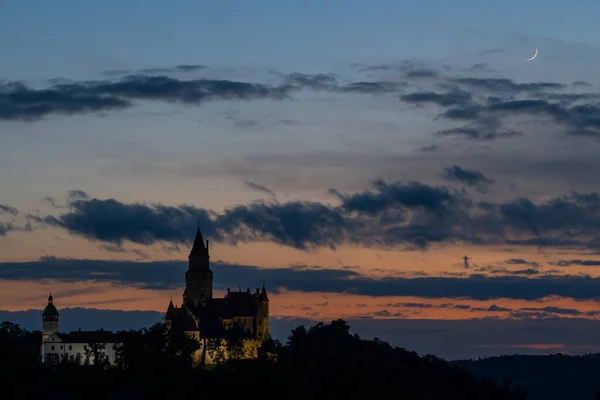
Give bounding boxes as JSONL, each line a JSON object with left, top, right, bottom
{"left": 3, "top": 0, "right": 600, "bottom": 361}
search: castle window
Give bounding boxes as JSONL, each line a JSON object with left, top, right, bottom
{"left": 60, "top": 345, "right": 63, "bottom": 349}
{"left": 69, "top": 345, "right": 72, "bottom": 351}
{"left": 51, "top": 345, "right": 55, "bottom": 351}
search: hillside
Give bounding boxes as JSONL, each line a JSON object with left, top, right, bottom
{"left": 454, "top": 354, "right": 600, "bottom": 400}
{"left": 2, "top": 319, "right": 525, "bottom": 400}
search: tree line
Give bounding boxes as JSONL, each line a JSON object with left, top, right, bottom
{"left": 0, "top": 318, "right": 528, "bottom": 400}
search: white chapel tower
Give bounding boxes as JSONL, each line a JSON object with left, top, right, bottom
{"left": 42, "top": 293, "right": 59, "bottom": 342}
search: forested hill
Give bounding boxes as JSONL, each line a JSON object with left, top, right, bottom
{"left": 454, "top": 354, "right": 600, "bottom": 400}
{"left": 1, "top": 319, "right": 526, "bottom": 400}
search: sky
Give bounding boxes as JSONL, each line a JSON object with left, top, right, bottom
{"left": 2, "top": 0, "right": 600, "bottom": 360}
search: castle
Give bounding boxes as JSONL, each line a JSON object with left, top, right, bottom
{"left": 41, "top": 294, "right": 121, "bottom": 366}
{"left": 164, "top": 225, "right": 271, "bottom": 364}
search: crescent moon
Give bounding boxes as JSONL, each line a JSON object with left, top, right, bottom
{"left": 527, "top": 48, "right": 538, "bottom": 61}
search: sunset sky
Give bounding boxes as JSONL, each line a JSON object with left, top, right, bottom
{"left": 3, "top": 0, "right": 600, "bottom": 360}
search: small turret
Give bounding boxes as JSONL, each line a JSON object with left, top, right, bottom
{"left": 166, "top": 296, "right": 176, "bottom": 319}
{"left": 165, "top": 295, "right": 176, "bottom": 329}
{"left": 260, "top": 285, "right": 269, "bottom": 302}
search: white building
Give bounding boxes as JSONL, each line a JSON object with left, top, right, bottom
{"left": 41, "top": 294, "right": 121, "bottom": 366}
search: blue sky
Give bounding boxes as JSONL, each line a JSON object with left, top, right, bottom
{"left": 3, "top": 0, "right": 600, "bottom": 358}
{"left": 3, "top": 0, "right": 599, "bottom": 79}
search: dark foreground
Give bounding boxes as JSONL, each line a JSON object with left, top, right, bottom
{"left": 5, "top": 362, "right": 526, "bottom": 400}
{"left": 456, "top": 354, "right": 600, "bottom": 400}
{"left": 3, "top": 319, "right": 527, "bottom": 400}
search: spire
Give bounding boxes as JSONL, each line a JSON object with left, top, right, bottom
{"left": 48, "top": 292, "right": 53, "bottom": 304}
{"left": 260, "top": 284, "right": 269, "bottom": 302}
{"left": 166, "top": 296, "right": 176, "bottom": 319}
{"left": 189, "top": 222, "right": 209, "bottom": 258}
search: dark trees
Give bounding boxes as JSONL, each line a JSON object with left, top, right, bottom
{"left": 0, "top": 321, "right": 41, "bottom": 368}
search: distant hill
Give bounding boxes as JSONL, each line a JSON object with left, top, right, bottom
{"left": 454, "top": 354, "right": 600, "bottom": 400}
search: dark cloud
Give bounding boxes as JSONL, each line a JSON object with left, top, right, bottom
{"left": 0, "top": 256, "right": 358, "bottom": 293}
{"left": 399, "top": 74, "right": 600, "bottom": 139}
{"left": 549, "top": 259, "right": 600, "bottom": 267}
{"left": 441, "top": 166, "right": 494, "bottom": 191}
{"left": 97, "top": 75, "right": 289, "bottom": 103}
{"left": 277, "top": 68, "right": 407, "bottom": 94}
{"left": 0, "top": 222, "right": 15, "bottom": 236}
{"left": 67, "top": 190, "right": 89, "bottom": 201}
{"left": 474, "top": 264, "right": 540, "bottom": 276}
{"left": 381, "top": 302, "right": 471, "bottom": 310}
{"left": 511, "top": 269, "right": 540, "bottom": 276}
{"left": 38, "top": 179, "right": 467, "bottom": 250}
{"left": 1, "top": 70, "right": 411, "bottom": 121}
{"left": 452, "top": 78, "right": 566, "bottom": 93}
{"left": 471, "top": 304, "right": 512, "bottom": 312}
{"left": 340, "top": 81, "right": 406, "bottom": 94}
{"left": 243, "top": 180, "right": 276, "bottom": 197}
{"left": 0, "top": 205, "right": 18, "bottom": 215}
{"left": 0, "top": 205, "right": 20, "bottom": 236}
{"left": 6, "top": 257, "right": 600, "bottom": 301}
{"left": 105, "top": 65, "right": 208, "bottom": 76}
{"left": 38, "top": 198, "right": 213, "bottom": 246}
{"left": 174, "top": 64, "right": 208, "bottom": 72}
{"left": 572, "top": 81, "right": 591, "bottom": 88}
{"left": 441, "top": 106, "right": 482, "bottom": 120}
{"left": 519, "top": 306, "right": 583, "bottom": 316}
{"left": 435, "top": 116, "right": 523, "bottom": 141}
{"left": 0, "top": 81, "right": 131, "bottom": 121}
{"left": 282, "top": 72, "right": 338, "bottom": 91}
{"left": 474, "top": 304, "right": 593, "bottom": 317}
{"left": 41, "top": 197, "right": 62, "bottom": 208}
{"left": 23, "top": 176, "right": 600, "bottom": 252}
{"left": 505, "top": 259, "right": 540, "bottom": 268}
{"left": 401, "top": 89, "right": 472, "bottom": 107}
{"left": 405, "top": 70, "right": 438, "bottom": 79}
{"left": 330, "top": 179, "right": 460, "bottom": 214}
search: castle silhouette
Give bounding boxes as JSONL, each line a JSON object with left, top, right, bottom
{"left": 164, "top": 225, "right": 271, "bottom": 363}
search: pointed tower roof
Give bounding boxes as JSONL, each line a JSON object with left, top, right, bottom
{"left": 165, "top": 295, "right": 176, "bottom": 319}
{"left": 260, "top": 284, "right": 269, "bottom": 302}
{"left": 189, "top": 222, "right": 209, "bottom": 258}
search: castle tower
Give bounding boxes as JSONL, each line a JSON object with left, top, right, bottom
{"left": 42, "top": 293, "right": 59, "bottom": 342}
{"left": 183, "top": 224, "right": 213, "bottom": 309}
